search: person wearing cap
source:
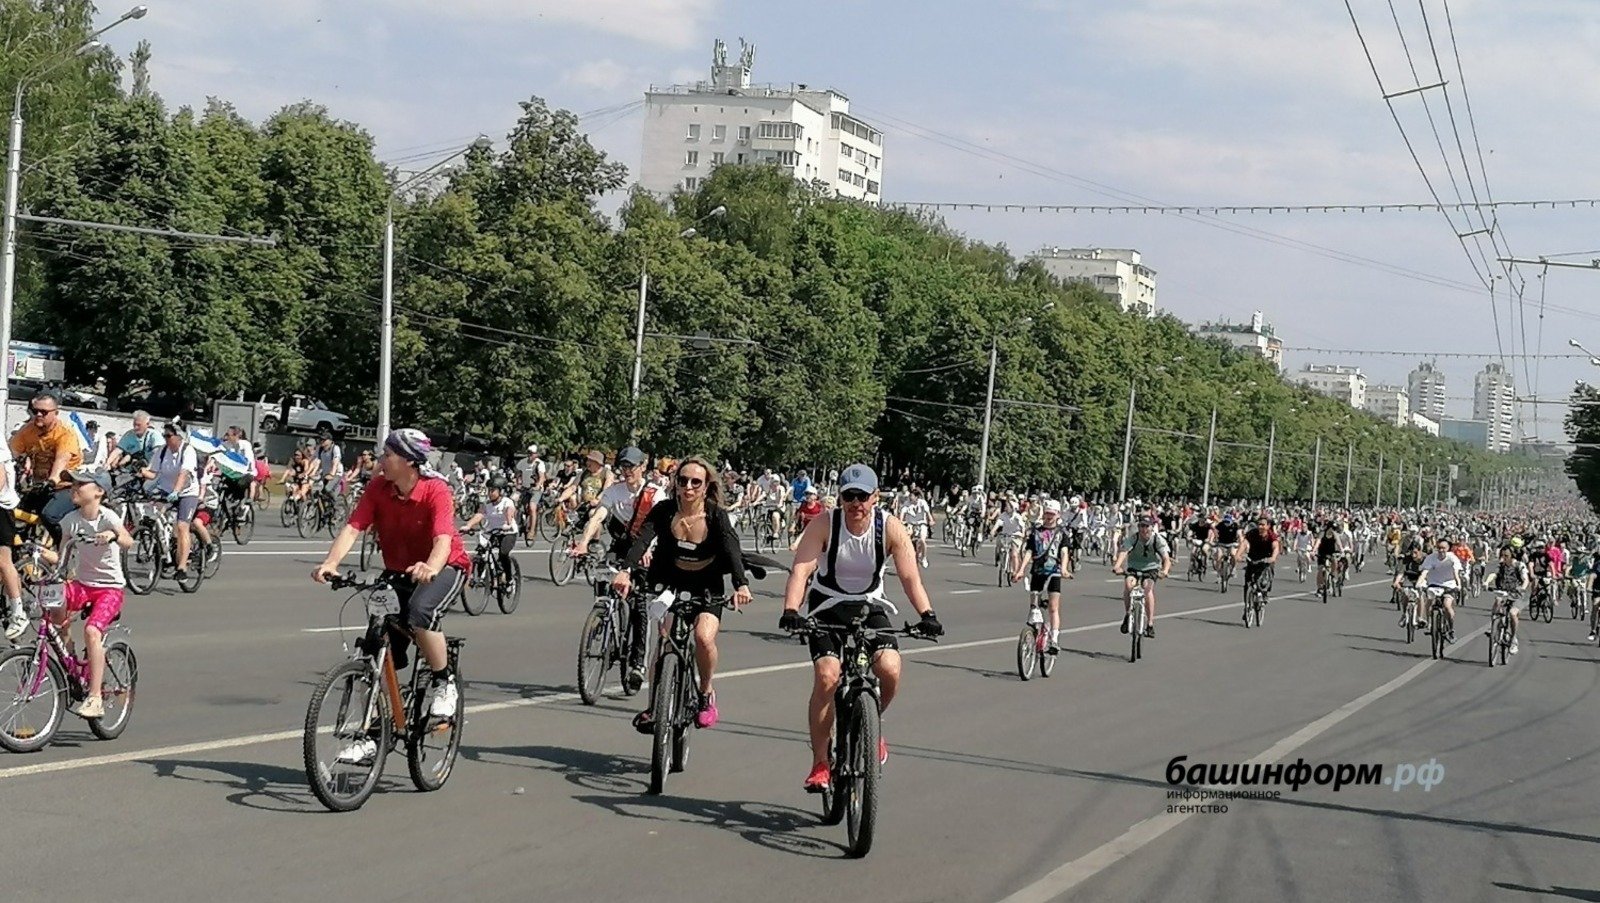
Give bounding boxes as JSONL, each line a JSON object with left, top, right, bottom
{"left": 1234, "top": 515, "right": 1281, "bottom": 618}
{"left": 613, "top": 455, "right": 750, "bottom": 731}
{"left": 313, "top": 429, "right": 471, "bottom": 722}
{"left": 778, "top": 463, "right": 943, "bottom": 794}
{"left": 41, "top": 467, "right": 132, "bottom": 719}
{"left": 1013, "top": 498, "right": 1074, "bottom": 654}
{"left": 515, "top": 445, "right": 547, "bottom": 541}
{"left": 0, "top": 434, "right": 24, "bottom": 640}
{"left": 578, "top": 446, "right": 658, "bottom": 690}
{"left": 11, "top": 389, "right": 81, "bottom": 541}
{"left": 894, "top": 487, "right": 933, "bottom": 567}
{"left": 1112, "top": 516, "right": 1171, "bottom": 638}
{"left": 791, "top": 486, "right": 824, "bottom": 551}
{"left": 140, "top": 420, "right": 212, "bottom": 582}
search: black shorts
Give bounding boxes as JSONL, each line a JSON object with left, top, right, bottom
{"left": 0, "top": 507, "right": 15, "bottom": 550}
{"left": 803, "top": 597, "right": 899, "bottom": 663}
{"left": 383, "top": 565, "right": 467, "bottom": 632}
{"left": 1028, "top": 573, "right": 1063, "bottom": 596}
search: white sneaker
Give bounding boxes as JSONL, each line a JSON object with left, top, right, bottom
{"left": 72, "top": 695, "right": 104, "bottom": 719}
{"left": 336, "top": 738, "right": 379, "bottom": 764}
{"left": 428, "top": 678, "right": 459, "bottom": 718}
{"left": 3, "top": 606, "right": 27, "bottom": 641}
{"left": 1509, "top": 639, "right": 1519, "bottom": 656}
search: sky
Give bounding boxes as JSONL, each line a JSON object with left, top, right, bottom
{"left": 105, "top": 0, "right": 1600, "bottom": 440}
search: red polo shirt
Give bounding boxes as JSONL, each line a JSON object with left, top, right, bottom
{"left": 347, "top": 473, "right": 470, "bottom": 573}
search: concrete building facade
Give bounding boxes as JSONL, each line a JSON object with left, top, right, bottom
{"left": 1407, "top": 362, "right": 1447, "bottom": 423}
{"left": 1028, "top": 247, "right": 1157, "bottom": 316}
{"left": 1472, "top": 362, "right": 1517, "bottom": 454}
{"left": 1192, "top": 311, "right": 1283, "bottom": 369}
{"left": 1364, "top": 384, "right": 1410, "bottom": 427}
{"left": 1297, "top": 364, "right": 1367, "bottom": 410}
{"left": 641, "top": 38, "right": 883, "bottom": 203}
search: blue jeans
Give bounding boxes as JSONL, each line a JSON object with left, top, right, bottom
{"left": 41, "top": 488, "right": 74, "bottom": 528}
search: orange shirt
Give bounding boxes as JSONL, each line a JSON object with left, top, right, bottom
{"left": 9, "top": 420, "right": 80, "bottom": 487}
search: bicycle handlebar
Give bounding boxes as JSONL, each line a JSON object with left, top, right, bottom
{"left": 327, "top": 571, "right": 391, "bottom": 592}
{"left": 786, "top": 618, "right": 940, "bottom": 643}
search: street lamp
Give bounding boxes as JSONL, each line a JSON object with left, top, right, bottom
{"left": 377, "top": 135, "right": 492, "bottom": 441}
{"left": 630, "top": 204, "right": 726, "bottom": 431}
{"left": 976, "top": 302, "right": 1052, "bottom": 489}
{"left": 0, "top": 5, "right": 146, "bottom": 413}
{"left": 1569, "top": 337, "right": 1600, "bottom": 367}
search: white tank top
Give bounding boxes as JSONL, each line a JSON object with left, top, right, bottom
{"left": 808, "top": 508, "right": 894, "bottom": 614}
{"left": 827, "top": 515, "right": 878, "bottom": 593}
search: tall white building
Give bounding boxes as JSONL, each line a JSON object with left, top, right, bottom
{"left": 640, "top": 38, "right": 883, "bottom": 203}
{"left": 1473, "top": 362, "right": 1516, "bottom": 453}
{"left": 1297, "top": 364, "right": 1367, "bottom": 409}
{"left": 1364, "top": 384, "right": 1410, "bottom": 427}
{"left": 1027, "top": 247, "right": 1157, "bottom": 316}
{"left": 1407, "top": 362, "right": 1447, "bottom": 422}
{"left": 1192, "top": 311, "right": 1283, "bottom": 369}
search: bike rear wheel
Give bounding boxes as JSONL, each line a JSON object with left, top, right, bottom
{"left": 844, "top": 694, "right": 881, "bottom": 859}
{"left": 1016, "top": 626, "right": 1037, "bottom": 681}
{"left": 647, "top": 653, "right": 680, "bottom": 795}
{"left": 462, "top": 560, "right": 492, "bottom": 616}
{"left": 202, "top": 535, "right": 223, "bottom": 580}
{"left": 577, "top": 606, "right": 613, "bottom": 706}
{"left": 0, "top": 648, "right": 65, "bottom": 752}
{"left": 1542, "top": 598, "right": 1554, "bottom": 623}
{"left": 279, "top": 497, "right": 296, "bottom": 528}
{"left": 407, "top": 646, "right": 464, "bottom": 792}
{"left": 232, "top": 505, "right": 255, "bottom": 545}
{"left": 124, "top": 526, "right": 160, "bottom": 595}
{"left": 87, "top": 641, "right": 138, "bottom": 740}
{"left": 295, "top": 499, "right": 313, "bottom": 538}
{"left": 549, "top": 543, "right": 576, "bottom": 586}
{"left": 497, "top": 558, "right": 522, "bottom": 614}
{"left": 303, "top": 659, "right": 390, "bottom": 812}
{"left": 359, "top": 531, "right": 377, "bottom": 572}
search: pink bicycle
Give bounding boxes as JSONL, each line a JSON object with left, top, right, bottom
{"left": 0, "top": 541, "right": 138, "bottom": 752}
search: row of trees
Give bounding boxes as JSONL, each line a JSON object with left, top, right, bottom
{"left": 6, "top": 7, "right": 1519, "bottom": 502}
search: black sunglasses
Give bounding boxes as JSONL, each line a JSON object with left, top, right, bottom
{"left": 840, "top": 489, "right": 871, "bottom": 503}
{"left": 676, "top": 475, "right": 705, "bottom": 488}
{"left": 27, "top": 406, "right": 54, "bottom": 416}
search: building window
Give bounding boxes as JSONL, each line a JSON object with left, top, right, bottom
{"left": 711, "top": 151, "right": 724, "bottom": 165}
{"left": 712, "top": 124, "right": 725, "bottom": 142}
{"left": 738, "top": 125, "right": 751, "bottom": 141}
{"left": 685, "top": 150, "right": 699, "bottom": 166}
{"left": 869, "top": 155, "right": 879, "bottom": 169}
{"left": 736, "top": 152, "right": 746, "bottom": 164}
{"left": 686, "top": 123, "right": 701, "bottom": 140}
{"left": 841, "top": 142, "right": 854, "bottom": 158}
{"left": 866, "top": 179, "right": 880, "bottom": 194}
{"left": 777, "top": 150, "right": 799, "bottom": 166}
{"left": 683, "top": 177, "right": 697, "bottom": 190}
{"left": 856, "top": 148, "right": 867, "bottom": 164}
{"left": 839, "top": 168, "right": 852, "bottom": 183}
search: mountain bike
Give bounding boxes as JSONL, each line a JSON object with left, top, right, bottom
{"left": 298, "top": 485, "right": 344, "bottom": 539}
{"left": 123, "top": 496, "right": 204, "bottom": 595}
{"left": 787, "top": 613, "right": 936, "bottom": 858}
{"left": 303, "top": 573, "right": 465, "bottom": 812}
{"left": 1186, "top": 542, "right": 1207, "bottom": 582}
{"left": 578, "top": 565, "right": 646, "bottom": 705}
{"left": 279, "top": 487, "right": 305, "bottom": 528}
{"left": 0, "top": 540, "right": 138, "bottom": 752}
{"left": 1242, "top": 559, "right": 1270, "bottom": 628}
{"left": 1397, "top": 584, "right": 1420, "bottom": 644}
{"left": 643, "top": 591, "right": 737, "bottom": 796}
{"left": 1526, "top": 577, "right": 1554, "bottom": 624}
{"left": 216, "top": 487, "right": 255, "bottom": 545}
{"left": 1426, "top": 586, "right": 1453, "bottom": 660}
{"left": 1565, "top": 577, "right": 1588, "bottom": 622}
{"left": 1118, "top": 568, "right": 1162, "bottom": 662}
{"left": 994, "top": 536, "right": 1016, "bottom": 588}
{"left": 1487, "top": 590, "right": 1515, "bottom": 667}
{"left": 465, "top": 528, "right": 521, "bottom": 615}
{"left": 1015, "top": 588, "right": 1055, "bottom": 680}
{"left": 1215, "top": 549, "right": 1235, "bottom": 594}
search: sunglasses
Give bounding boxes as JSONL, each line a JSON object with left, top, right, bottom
{"left": 840, "top": 489, "right": 872, "bottom": 504}
{"left": 28, "top": 406, "right": 55, "bottom": 416}
{"left": 618, "top": 462, "right": 640, "bottom": 471}
{"left": 676, "top": 476, "right": 705, "bottom": 489}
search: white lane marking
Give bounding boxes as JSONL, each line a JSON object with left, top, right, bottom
{"left": 0, "top": 577, "right": 1391, "bottom": 782}
{"left": 959, "top": 563, "right": 981, "bottom": 567}
{"left": 300, "top": 627, "right": 350, "bottom": 634}
{"left": 994, "top": 579, "right": 1434, "bottom": 903}
{"left": 229, "top": 547, "right": 553, "bottom": 558}
{"left": 951, "top": 590, "right": 983, "bottom": 595}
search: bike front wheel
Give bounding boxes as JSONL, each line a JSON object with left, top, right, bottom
{"left": 124, "top": 526, "right": 160, "bottom": 595}
{"left": 497, "top": 558, "right": 522, "bottom": 614}
{"left": 577, "top": 605, "right": 613, "bottom": 705}
{"left": 304, "top": 659, "right": 390, "bottom": 812}
{"left": 232, "top": 505, "right": 255, "bottom": 546}
{"left": 1016, "top": 626, "right": 1037, "bottom": 681}
{"left": 549, "top": 543, "right": 577, "bottom": 586}
{"left": 647, "top": 653, "right": 680, "bottom": 795}
{"left": 87, "top": 641, "right": 138, "bottom": 740}
{"left": 0, "top": 648, "right": 66, "bottom": 752}
{"left": 844, "top": 694, "right": 882, "bottom": 859}
{"left": 462, "top": 561, "right": 491, "bottom": 616}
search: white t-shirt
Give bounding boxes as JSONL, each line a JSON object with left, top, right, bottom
{"left": 898, "top": 498, "right": 931, "bottom": 525}
{"left": 1421, "top": 551, "right": 1461, "bottom": 588}
{"left": 0, "top": 444, "right": 18, "bottom": 510}
{"left": 478, "top": 496, "right": 518, "bottom": 532}
{"left": 599, "top": 480, "right": 642, "bottom": 526}
{"left": 60, "top": 508, "right": 124, "bottom": 588}
{"left": 154, "top": 443, "right": 199, "bottom": 498}
{"left": 996, "top": 510, "right": 1027, "bottom": 538}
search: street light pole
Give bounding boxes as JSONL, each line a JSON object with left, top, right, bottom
{"left": 1118, "top": 380, "right": 1135, "bottom": 503}
{"left": 977, "top": 336, "right": 997, "bottom": 489}
{"left": 1200, "top": 406, "right": 1217, "bottom": 508}
{"left": 1310, "top": 436, "right": 1321, "bottom": 511}
{"left": 1343, "top": 443, "right": 1353, "bottom": 508}
{"left": 1375, "top": 452, "right": 1384, "bottom": 507}
{"left": 629, "top": 206, "right": 725, "bottom": 438}
{"left": 1263, "top": 419, "right": 1277, "bottom": 509}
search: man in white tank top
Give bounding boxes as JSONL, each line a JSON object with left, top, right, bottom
{"left": 779, "top": 463, "right": 944, "bottom": 795}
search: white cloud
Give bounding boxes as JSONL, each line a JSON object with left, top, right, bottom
{"left": 388, "top": 0, "right": 719, "bottom": 49}
{"left": 561, "top": 59, "right": 635, "bottom": 93}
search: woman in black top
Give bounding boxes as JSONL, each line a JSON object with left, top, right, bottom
{"left": 613, "top": 456, "right": 751, "bottom": 732}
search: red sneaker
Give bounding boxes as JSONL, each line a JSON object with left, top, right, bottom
{"left": 878, "top": 738, "right": 888, "bottom": 765}
{"left": 804, "top": 762, "right": 831, "bottom": 793}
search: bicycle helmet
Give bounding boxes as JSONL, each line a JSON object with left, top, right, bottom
{"left": 489, "top": 476, "right": 508, "bottom": 490}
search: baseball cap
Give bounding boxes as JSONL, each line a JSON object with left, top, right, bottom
{"left": 527, "top": 444, "right": 539, "bottom": 454}
{"left": 838, "top": 464, "right": 878, "bottom": 495}
{"left": 67, "top": 466, "right": 112, "bottom": 494}
{"left": 617, "top": 446, "right": 647, "bottom": 467}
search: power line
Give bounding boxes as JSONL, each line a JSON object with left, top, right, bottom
{"left": 890, "top": 198, "right": 1600, "bottom": 216}
{"left": 1284, "top": 346, "right": 1585, "bottom": 360}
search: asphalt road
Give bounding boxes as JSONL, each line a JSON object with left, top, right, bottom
{"left": 3, "top": 519, "right": 1598, "bottom": 903}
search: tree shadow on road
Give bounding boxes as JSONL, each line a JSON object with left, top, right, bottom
{"left": 1346, "top": 644, "right": 1434, "bottom": 661}
{"left": 147, "top": 757, "right": 328, "bottom": 813}
{"left": 1494, "top": 883, "right": 1600, "bottom": 901}
{"left": 907, "top": 658, "right": 1015, "bottom": 681}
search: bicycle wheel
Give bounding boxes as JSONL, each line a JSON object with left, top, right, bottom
{"left": 1016, "top": 626, "right": 1037, "bottom": 681}
{"left": 279, "top": 497, "right": 296, "bottom": 528}
{"left": 202, "top": 535, "right": 223, "bottom": 580}
{"left": 1430, "top": 611, "right": 1446, "bottom": 660}
{"left": 0, "top": 648, "right": 66, "bottom": 752}
{"left": 844, "top": 694, "right": 881, "bottom": 859}
{"left": 257, "top": 484, "right": 272, "bottom": 510}
{"left": 233, "top": 504, "right": 255, "bottom": 546}
{"left": 123, "top": 526, "right": 160, "bottom": 596}
{"left": 88, "top": 641, "right": 138, "bottom": 740}
{"left": 997, "top": 556, "right": 1007, "bottom": 588}
{"left": 497, "top": 558, "right": 522, "bottom": 614}
{"left": 358, "top": 531, "right": 376, "bottom": 572}
{"left": 177, "top": 542, "right": 204, "bottom": 593}
{"left": 1405, "top": 603, "right": 1416, "bottom": 644}
{"left": 1129, "top": 610, "right": 1142, "bottom": 663}
{"left": 1038, "top": 630, "right": 1056, "bottom": 678}
{"left": 408, "top": 655, "right": 464, "bottom": 792}
{"left": 647, "top": 652, "right": 680, "bottom": 795}
{"left": 1488, "top": 622, "right": 1498, "bottom": 667}
{"left": 325, "top": 496, "right": 346, "bottom": 537}
{"left": 1542, "top": 598, "right": 1554, "bottom": 624}
{"left": 670, "top": 663, "right": 694, "bottom": 774}
{"left": 295, "top": 499, "right": 313, "bottom": 538}
{"left": 462, "top": 561, "right": 491, "bottom": 616}
{"left": 303, "top": 659, "right": 390, "bottom": 812}
{"left": 538, "top": 507, "right": 557, "bottom": 541}
{"left": 549, "top": 543, "right": 577, "bottom": 586}
{"left": 1253, "top": 591, "right": 1264, "bottom": 628}
{"left": 577, "top": 605, "right": 613, "bottom": 705}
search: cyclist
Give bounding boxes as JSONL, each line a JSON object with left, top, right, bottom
{"left": 0, "top": 441, "right": 25, "bottom": 640}
{"left": 1419, "top": 536, "right": 1463, "bottom": 643}
{"left": 994, "top": 499, "right": 1028, "bottom": 577}
{"left": 1186, "top": 508, "right": 1212, "bottom": 575}
{"left": 896, "top": 487, "right": 933, "bottom": 568}
{"left": 1235, "top": 515, "right": 1280, "bottom": 615}
{"left": 793, "top": 486, "right": 825, "bottom": 547}
{"left": 963, "top": 484, "right": 986, "bottom": 543}
{"left": 577, "top": 446, "right": 660, "bottom": 690}
{"left": 516, "top": 445, "right": 547, "bottom": 541}
{"left": 461, "top": 476, "right": 519, "bottom": 587}
{"left": 1314, "top": 522, "right": 1346, "bottom": 595}
{"left": 1012, "top": 499, "right": 1072, "bottom": 653}
{"left": 1394, "top": 541, "right": 1427, "bottom": 627}
{"left": 558, "top": 450, "right": 612, "bottom": 529}
{"left": 106, "top": 410, "right": 158, "bottom": 474}
{"left": 141, "top": 422, "right": 210, "bottom": 582}
{"left": 282, "top": 448, "right": 313, "bottom": 506}
{"left": 10, "top": 389, "right": 82, "bottom": 541}
{"left": 313, "top": 429, "right": 470, "bottom": 721}
{"left": 41, "top": 468, "right": 132, "bottom": 719}
{"left": 778, "top": 463, "right": 942, "bottom": 792}
{"left": 1484, "top": 545, "right": 1526, "bottom": 656}
{"left": 612, "top": 456, "right": 749, "bottom": 732}
{"left": 1211, "top": 512, "right": 1242, "bottom": 577}
{"left": 1113, "top": 516, "right": 1171, "bottom": 638}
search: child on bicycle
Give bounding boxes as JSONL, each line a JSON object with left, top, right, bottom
{"left": 42, "top": 468, "right": 132, "bottom": 719}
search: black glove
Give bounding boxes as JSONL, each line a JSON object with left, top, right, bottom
{"left": 916, "top": 609, "right": 944, "bottom": 638}
{"left": 778, "top": 609, "right": 805, "bottom": 633}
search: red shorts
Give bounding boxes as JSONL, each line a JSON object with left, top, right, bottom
{"left": 64, "top": 582, "right": 124, "bottom": 634}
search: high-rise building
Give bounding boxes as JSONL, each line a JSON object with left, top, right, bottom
{"left": 1364, "top": 384, "right": 1409, "bottom": 427}
{"left": 1407, "top": 362, "right": 1447, "bottom": 422}
{"left": 1027, "top": 248, "right": 1157, "bottom": 317}
{"left": 1297, "top": 364, "right": 1367, "bottom": 409}
{"left": 640, "top": 38, "right": 883, "bottom": 203}
{"left": 1473, "top": 362, "right": 1516, "bottom": 453}
{"left": 1191, "top": 311, "right": 1283, "bottom": 369}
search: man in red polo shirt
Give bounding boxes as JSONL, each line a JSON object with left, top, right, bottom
{"left": 313, "top": 428, "right": 470, "bottom": 718}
